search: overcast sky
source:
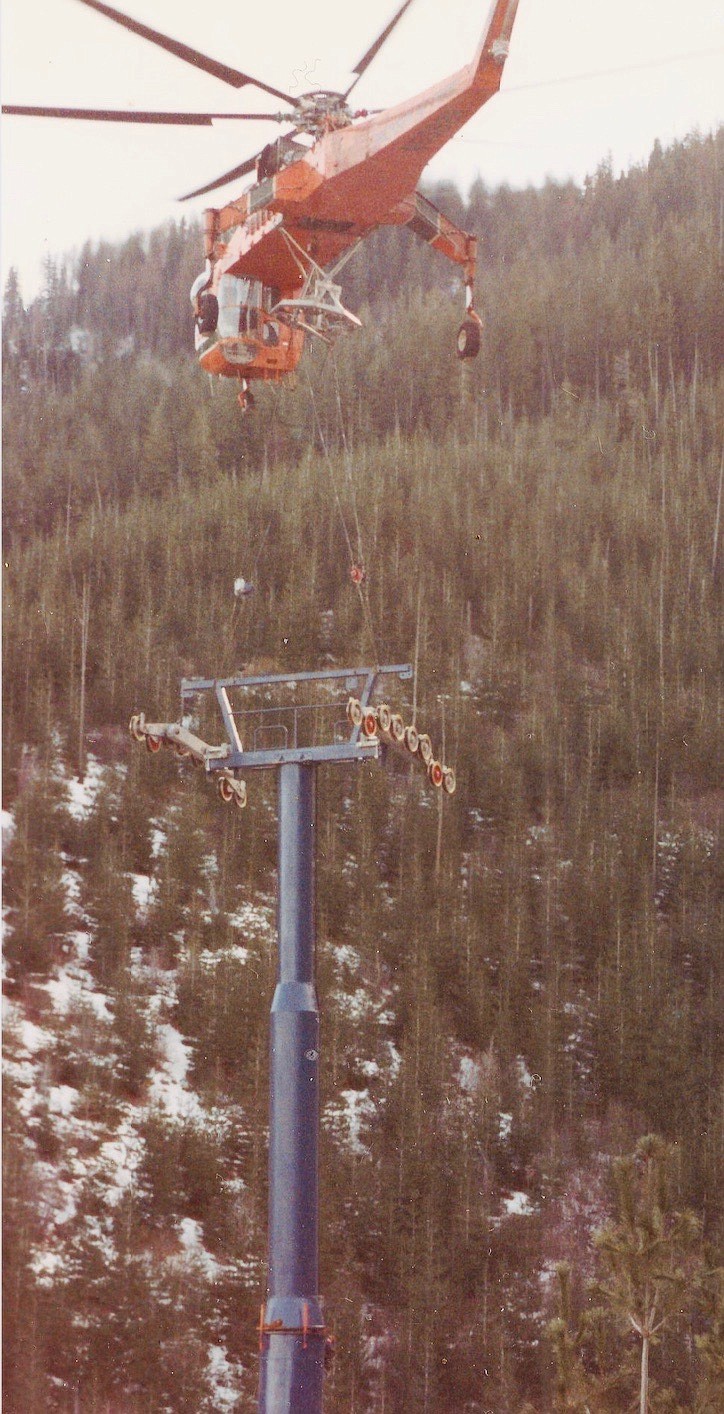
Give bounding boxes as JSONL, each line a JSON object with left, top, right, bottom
{"left": 1, "top": 0, "right": 722, "bottom": 299}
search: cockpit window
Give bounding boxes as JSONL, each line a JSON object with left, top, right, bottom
{"left": 217, "top": 276, "right": 263, "bottom": 338}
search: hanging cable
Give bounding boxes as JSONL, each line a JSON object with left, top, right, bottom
{"left": 331, "top": 355, "right": 366, "bottom": 569}
{"left": 329, "top": 353, "right": 382, "bottom": 670}
{"left": 304, "top": 364, "right": 381, "bottom": 668}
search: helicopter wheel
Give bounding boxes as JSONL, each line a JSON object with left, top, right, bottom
{"left": 456, "top": 318, "right": 481, "bottom": 360}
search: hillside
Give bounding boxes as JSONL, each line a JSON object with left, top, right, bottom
{"left": 2, "top": 131, "right": 723, "bottom": 1412}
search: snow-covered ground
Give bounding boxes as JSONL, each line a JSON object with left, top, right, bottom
{"left": 2, "top": 753, "right": 276, "bottom": 1409}
{"left": 4, "top": 746, "right": 613, "bottom": 1405}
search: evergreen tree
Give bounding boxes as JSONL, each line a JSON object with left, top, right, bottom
{"left": 591, "top": 1136, "right": 703, "bottom": 1413}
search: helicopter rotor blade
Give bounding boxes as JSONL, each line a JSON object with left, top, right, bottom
{"left": 75, "top": 0, "right": 300, "bottom": 106}
{"left": 1, "top": 104, "right": 290, "bottom": 125}
{"left": 344, "top": 0, "right": 417, "bottom": 99}
{"left": 178, "top": 153, "right": 263, "bottom": 202}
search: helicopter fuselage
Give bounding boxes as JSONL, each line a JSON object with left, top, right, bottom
{"left": 193, "top": 0, "right": 519, "bottom": 386}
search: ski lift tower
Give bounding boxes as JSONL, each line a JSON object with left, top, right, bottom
{"left": 129, "top": 663, "right": 455, "bottom": 1413}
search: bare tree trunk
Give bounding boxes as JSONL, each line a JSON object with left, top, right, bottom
{"left": 712, "top": 451, "right": 723, "bottom": 581}
{"left": 640, "top": 1333, "right": 649, "bottom": 1414}
{"left": 78, "top": 574, "right": 90, "bottom": 779}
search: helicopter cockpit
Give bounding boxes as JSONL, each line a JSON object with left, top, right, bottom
{"left": 191, "top": 272, "right": 281, "bottom": 365}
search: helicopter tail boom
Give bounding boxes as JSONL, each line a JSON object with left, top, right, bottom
{"left": 271, "top": 0, "right": 520, "bottom": 228}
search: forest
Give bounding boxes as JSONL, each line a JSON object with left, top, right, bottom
{"left": 2, "top": 128, "right": 723, "bottom": 1412}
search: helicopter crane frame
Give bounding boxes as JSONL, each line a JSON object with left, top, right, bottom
{"left": 3, "top": 0, "right": 521, "bottom": 404}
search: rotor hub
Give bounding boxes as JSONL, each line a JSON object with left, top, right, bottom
{"left": 295, "top": 91, "right": 353, "bottom": 133}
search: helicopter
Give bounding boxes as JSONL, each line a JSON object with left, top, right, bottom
{"left": 3, "top": 0, "right": 520, "bottom": 409}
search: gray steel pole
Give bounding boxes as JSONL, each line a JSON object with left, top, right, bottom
{"left": 258, "top": 763, "right": 325, "bottom": 1413}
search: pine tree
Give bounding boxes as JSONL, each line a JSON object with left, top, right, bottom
{"left": 695, "top": 1264, "right": 724, "bottom": 1413}
{"left": 547, "top": 1262, "right": 597, "bottom": 1412}
{"left": 591, "top": 1135, "right": 703, "bottom": 1414}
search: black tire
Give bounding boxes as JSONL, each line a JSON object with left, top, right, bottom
{"left": 456, "top": 318, "right": 481, "bottom": 360}
{"left": 196, "top": 292, "right": 219, "bottom": 337}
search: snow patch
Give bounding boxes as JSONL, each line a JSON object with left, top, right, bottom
{"left": 516, "top": 1056, "right": 538, "bottom": 1090}
{"left": 386, "top": 1040, "right": 402, "bottom": 1079}
{"left": 158, "top": 1022, "right": 190, "bottom": 1084}
{"left": 199, "top": 944, "right": 250, "bottom": 969}
{"left": 20, "top": 1018, "right": 54, "bottom": 1054}
{"left": 178, "top": 1217, "right": 221, "bottom": 1278}
{"left": 61, "top": 866, "right": 83, "bottom": 910}
{"left": 335, "top": 986, "right": 375, "bottom": 1022}
{"left": 324, "top": 1088, "right": 376, "bottom": 1157}
{"left": 503, "top": 1190, "right": 536, "bottom": 1217}
{"left": 98, "top": 1120, "right": 145, "bottom": 1206}
{"left": 65, "top": 756, "right": 105, "bottom": 820}
{"left": 131, "top": 873, "right": 157, "bottom": 913}
{"left": 147, "top": 1022, "right": 202, "bottom": 1119}
{"left": 206, "top": 1344, "right": 244, "bottom": 1410}
{"left": 332, "top": 943, "right": 362, "bottom": 972}
{"left": 459, "top": 1055, "right": 482, "bottom": 1093}
{"left": 227, "top": 897, "right": 274, "bottom": 935}
{"left": 498, "top": 1111, "right": 513, "bottom": 1142}
{"left": 30, "top": 1249, "right": 66, "bottom": 1287}
{"left": 45, "top": 966, "right": 112, "bottom": 1022}
{"left": 48, "top": 1085, "right": 79, "bottom": 1116}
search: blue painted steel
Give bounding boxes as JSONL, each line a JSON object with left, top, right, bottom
{"left": 172, "top": 663, "right": 414, "bottom": 1410}
{"left": 181, "top": 663, "right": 412, "bottom": 695}
{"left": 182, "top": 663, "right": 411, "bottom": 768}
{"left": 208, "top": 740, "right": 378, "bottom": 772}
{"left": 259, "top": 764, "right": 324, "bottom": 1413}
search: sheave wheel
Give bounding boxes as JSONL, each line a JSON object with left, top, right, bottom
{"left": 418, "top": 733, "right": 433, "bottom": 765}
{"left": 346, "top": 697, "right": 363, "bottom": 727}
{"left": 456, "top": 318, "right": 481, "bottom": 361}
{"left": 404, "top": 724, "right": 419, "bottom": 755}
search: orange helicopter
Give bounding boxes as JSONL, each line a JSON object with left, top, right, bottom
{"left": 4, "top": 0, "right": 520, "bottom": 408}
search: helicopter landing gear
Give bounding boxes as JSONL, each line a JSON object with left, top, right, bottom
{"left": 456, "top": 242, "right": 482, "bottom": 360}
{"left": 457, "top": 312, "right": 482, "bottom": 360}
